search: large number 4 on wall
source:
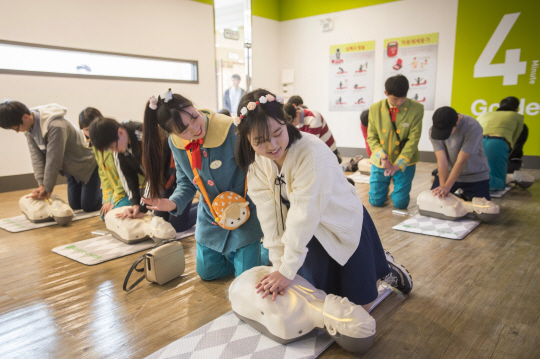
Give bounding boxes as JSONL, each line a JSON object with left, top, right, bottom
{"left": 473, "top": 13, "right": 527, "bottom": 86}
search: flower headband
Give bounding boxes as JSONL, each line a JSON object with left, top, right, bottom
{"left": 233, "top": 94, "right": 284, "bottom": 126}
{"left": 148, "top": 89, "right": 173, "bottom": 110}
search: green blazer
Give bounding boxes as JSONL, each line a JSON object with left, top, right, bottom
{"left": 367, "top": 98, "right": 424, "bottom": 171}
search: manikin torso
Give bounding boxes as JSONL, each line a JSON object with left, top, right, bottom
{"left": 229, "top": 266, "right": 376, "bottom": 353}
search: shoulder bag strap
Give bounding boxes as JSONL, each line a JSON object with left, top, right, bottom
{"left": 183, "top": 141, "right": 219, "bottom": 219}
{"left": 123, "top": 254, "right": 146, "bottom": 292}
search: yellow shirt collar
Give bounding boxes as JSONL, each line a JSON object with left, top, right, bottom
{"left": 171, "top": 110, "right": 233, "bottom": 150}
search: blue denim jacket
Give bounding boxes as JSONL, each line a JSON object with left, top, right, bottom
{"left": 168, "top": 110, "right": 263, "bottom": 253}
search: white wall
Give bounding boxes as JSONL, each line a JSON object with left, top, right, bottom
{"left": 276, "top": 0, "right": 458, "bottom": 152}
{"left": 251, "top": 15, "right": 281, "bottom": 93}
{"left": 0, "top": 0, "right": 216, "bottom": 177}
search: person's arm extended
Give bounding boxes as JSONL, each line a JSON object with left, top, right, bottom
{"left": 435, "top": 150, "right": 449, "bottom": 186}
{"left": 433, "top": 150, "right": 470, "bottom": 198}
{"left": 26, "top": 135, "right": 46, "bottom": 186}
{"left": 43, "top": 126, "right": 68, "bottom": 194}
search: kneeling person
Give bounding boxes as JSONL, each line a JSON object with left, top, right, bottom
{"left": 0, "top": 100, "right": 101, "bottom": 211}
{"left": 430, "top": 106, "right": 490, "bottom": 200}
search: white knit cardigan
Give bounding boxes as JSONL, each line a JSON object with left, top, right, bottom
{"left": 247, "top": 133, "right": 364, "bottom": 280}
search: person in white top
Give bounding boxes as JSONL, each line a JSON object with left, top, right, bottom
{"left": 234, "top": 88, "right": 413, "bottom": 313}
{"left": 223, "top": 74, "right": 246, "bottom": 116}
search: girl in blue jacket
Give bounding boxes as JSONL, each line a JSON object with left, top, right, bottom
{"left": 141, "top": 91, "right": 268, "bottom": 280}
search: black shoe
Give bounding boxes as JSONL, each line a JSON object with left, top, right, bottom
{"left": 382, "top": 250, "right": 413, "bottom": 294}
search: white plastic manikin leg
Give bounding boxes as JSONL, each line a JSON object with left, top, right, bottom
{"left": 229, "top": 266, "right": 376, "bottom": 353}
{"left": 417, "top": 190, "right": 500, "bottom": 222}
{"left": 105, "top": 207, "right": 176, "bottom": 244}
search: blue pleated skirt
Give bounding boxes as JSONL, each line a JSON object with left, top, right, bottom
{"left": 297, "top": 205, "right": 390, "bottom": 306}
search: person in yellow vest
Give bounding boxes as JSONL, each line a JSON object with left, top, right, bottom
{"left": 79, "top": 107, "right": 143, "bottom": 219}
{"left": 476, "top": 96, "right": 524, "bottom": 191}
{"left": 367, "top": 75, "right": 424, "bottom": 209}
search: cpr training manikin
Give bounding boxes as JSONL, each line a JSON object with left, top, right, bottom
{"left": 229, "top": 266, "right": 377, "bottom": 353}
{"left": 19, "top": 194, "right": 74, "bottom": 226}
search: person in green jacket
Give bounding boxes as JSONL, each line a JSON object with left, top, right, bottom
{"left": 79, "top": 108, "right": 142, "bottom": 219}
{"left": 476, "top": 96, "right": 524, "bottom": 191}
{"left": 367, "top": 75, "right": 424, "bottom": 209}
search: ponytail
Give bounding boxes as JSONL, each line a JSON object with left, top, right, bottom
{"left": 143, "top": 103, "right": 165, "bottom": 198}
{"left": 142, "top": 92, "right": 195, "bottom": 198}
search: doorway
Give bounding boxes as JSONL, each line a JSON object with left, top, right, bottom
{"left": 214, "top": 0, "right": 252, "bottom": 116}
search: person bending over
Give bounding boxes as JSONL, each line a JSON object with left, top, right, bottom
{"left": 0, "top": 100, "right": 101, "bottom": 211}
{"left": 430, "top": 106, "right": 491, "bottom": 201}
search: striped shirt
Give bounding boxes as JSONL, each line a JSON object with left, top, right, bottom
{"left": 298, "top": 108, "right": 337, "bottom": 151}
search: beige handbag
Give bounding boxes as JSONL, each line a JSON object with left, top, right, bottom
{"left": 123, "top": 240, "right": 186, "bottom": 292}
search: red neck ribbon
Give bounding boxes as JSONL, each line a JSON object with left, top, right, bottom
{"left": 389, "top": 107, "right": 399, "bottom": 122}
{"left": 185, "top": 138, "right": 204, "bottom": 170}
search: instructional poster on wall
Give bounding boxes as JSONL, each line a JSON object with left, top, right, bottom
{"left": 382, "top": 33, "right": 439, "bottom": 110}
{"left": 329, "top": 41, "right": 375, "bottom": 112}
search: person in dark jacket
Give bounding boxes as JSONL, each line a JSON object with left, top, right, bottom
{"left": 89, "top": 117, "right": 196, "bottom": 232}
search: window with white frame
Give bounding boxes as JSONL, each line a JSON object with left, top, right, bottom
{"left": 0, "top": 41, "right": 198, "bottom": 83}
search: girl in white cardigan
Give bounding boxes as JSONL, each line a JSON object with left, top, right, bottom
{"left": 234, "top": 89, "right": 413, "bottom": 311}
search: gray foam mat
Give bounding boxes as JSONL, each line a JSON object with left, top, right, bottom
{"left": 0, "top": 210, "right": 100, "bottom": 233}
{"left": 52, "top": 227, "right": 196, "bottom": 265}
{"left": 145, "top": 286, "right": 392, "bottom": 359}
{"left": 393, "top": 213, "right": 480, "bottom": 240}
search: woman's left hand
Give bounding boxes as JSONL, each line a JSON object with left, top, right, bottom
{"left": 255, "top": 271, "right": 292, "bottom": 301}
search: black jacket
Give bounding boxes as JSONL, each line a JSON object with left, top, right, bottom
{"left": 116, "top": 121, "right": 176, "bottom": 213}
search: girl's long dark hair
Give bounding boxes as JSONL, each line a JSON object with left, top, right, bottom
{"left": 234, "top": 88, "right": 301, "bottom": 171}
{"left": 142, "top": 93, "right": 193, "bottom": 198}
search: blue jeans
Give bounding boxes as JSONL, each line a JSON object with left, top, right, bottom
{"left": 369, "top": 164, "right": 416, "bottom": 209}
{"left": 483, "top": 137, "right": 509, "bottom": 191}
{"left": 65, "top": 167, "right": 102, "bottom": 212}
{"left": 196, "top": 240, "right": 269, "bottom": 281}
{"left": 154, "top": 200, "right": 198, "bottom": 233}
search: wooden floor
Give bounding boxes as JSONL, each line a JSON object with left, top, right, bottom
{"left": 1, "top": 162, "right": 539, "bottom": 359}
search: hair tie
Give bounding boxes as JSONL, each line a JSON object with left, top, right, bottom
{"left": 161, "top": 88, "right": 173, "bottom": 103}
{"left": 148, "top": 96, "right": 158, "bottom": 110}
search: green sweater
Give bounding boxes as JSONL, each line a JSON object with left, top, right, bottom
{"left": 92, "top": 148, "right": 144, "bottom": 205}
{"left": 476, "top": 111, "right": 524, "bottom": 148}
{"left": 367, "top": 98, "right": 424, "bottom": 171}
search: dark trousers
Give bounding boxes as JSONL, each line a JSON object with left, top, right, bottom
{"left": 432, "top": 176, "right": 491, "bottom": 201}
{"left": 154, "top": 200, "right": 197, "bottom": 232}
{"left": 65, "top": 167, "right": 102, "bottom": 212}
